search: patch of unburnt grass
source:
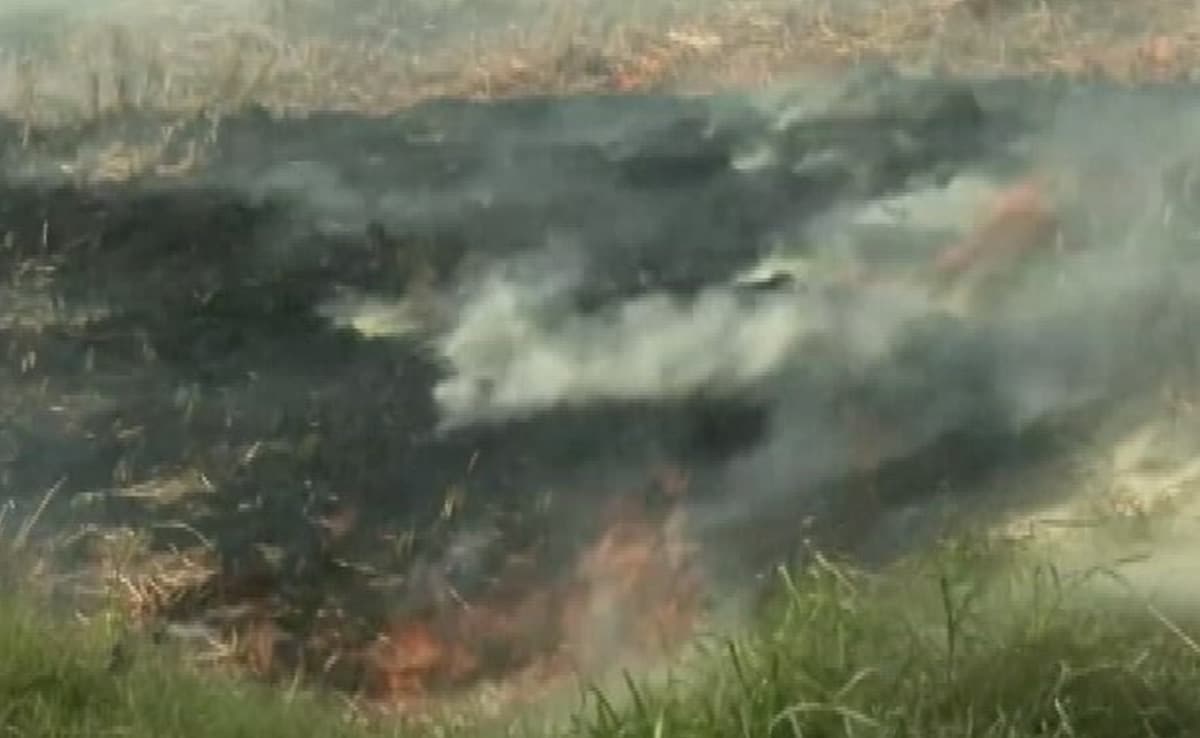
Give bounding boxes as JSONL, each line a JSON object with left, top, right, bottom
{"left": 6, "top": 522, "right": 1200, "bottom": 737}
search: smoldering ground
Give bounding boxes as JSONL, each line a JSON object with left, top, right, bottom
{"left": 5, "top": 62, "right": 1200, "bottom": 698}
{"left": 317, "top": 78, "right": 1200, "bottom": 569}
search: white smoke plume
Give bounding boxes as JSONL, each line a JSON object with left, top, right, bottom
{"left": 430, "top": 257, "right": 939, "bottom": 429}
{"left": 325, "top": 146, "right": 1174, "bottom": 439}
{"left": 310, "top": 86, "right": 1200, "bottom": 575}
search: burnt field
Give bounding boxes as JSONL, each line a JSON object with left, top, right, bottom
{"left": 2, "top": 72, "right": 1200, "bottom": 706}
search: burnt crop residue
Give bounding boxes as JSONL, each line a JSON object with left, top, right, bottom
{"left": 3, "top": 74, "right": 1200, "bottom": 705}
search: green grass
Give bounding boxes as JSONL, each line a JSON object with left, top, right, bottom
{"left": 5, "top": 535, "right": 1200, "bottom": 738}
{"left": 0, "top": 596, "right": 395, "bottom": 737}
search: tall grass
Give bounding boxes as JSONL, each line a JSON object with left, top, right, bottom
{"left": 571, "top": 541, "right": 1200, "bottom": 738}
{"left": 0, "top": 594, "right": 407, "bottom": 737}
{"left": 3, "top": 534, "right": 1200, "bottom": 737}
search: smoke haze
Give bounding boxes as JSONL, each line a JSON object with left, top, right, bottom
{"left": 7, "top": 4, "right": 1200, "bottom": 690}
{"left": 315, "top": 83, "right": 1200, "bottom": 572}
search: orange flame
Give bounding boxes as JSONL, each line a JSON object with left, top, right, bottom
{"left": 368, "top": 620, "right": 479, "bottom": 698}
{"left": 364, "top": 466, "right": 703, "bottom": 707}
{"left": 934, "top": 176, "right": 1060, "bottom": 281}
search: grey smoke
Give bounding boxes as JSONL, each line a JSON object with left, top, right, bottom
{"left": 421, "top": 167, "right": 1001, "bottom": 428}
{"left": 336, "top": 132, "right": 1185, "bottom": 439}
{"left": 317, "top": 86, "right": 1200, "bottom": 571}
{"left": 430, "top": 254, "right": 944, "bottom": 429}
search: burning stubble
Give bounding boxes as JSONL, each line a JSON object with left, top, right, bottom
{"left": 11, "top": 52, "right": 1200, "bottom": 713}
{"left": 181, "top": 83, "right": 1200, "bottom": 709}
{"left": 362, "top": 471, "right": 702, "bottom": 707}
{"left": 341, "top": 86, "right": 1200, "bottom": 583}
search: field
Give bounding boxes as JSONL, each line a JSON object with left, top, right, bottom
{"left": 6, "top": 0, "right": 1200, "bottom": 736}
{"left": 4, "top": 0, "right": 1200, "bottom": 119}
{"left": 8, "top": 518, "right": 1200, "bottom": 737}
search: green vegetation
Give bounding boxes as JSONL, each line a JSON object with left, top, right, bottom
{"left": 0, "top": 593, "right": 396, "bottom": 738}
{"left": 4, "top": 536, "right": 1200, "bottom": 737}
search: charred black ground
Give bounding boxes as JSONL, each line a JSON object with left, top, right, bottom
{"left": 3, "top": 73, "right": 1199, "bottom": 695}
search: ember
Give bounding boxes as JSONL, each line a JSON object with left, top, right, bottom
{"left": 368, "top": 620, "right": 479, "bottom": 698}
{"left": 932, "top": 176, "right": 1063, "bottom": 311}
{"left": 363, "top": 468, "right": 703, "bottom": 707}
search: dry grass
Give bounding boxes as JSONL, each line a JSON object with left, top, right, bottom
{"left": 3, "top": 0, "right": 1196, "bottom": 184}
{"left": 4, "top": 0, "right": 1196, "bottom": 184}
{"left": 4, "top": 0, "right": 1200, "bottom": 126}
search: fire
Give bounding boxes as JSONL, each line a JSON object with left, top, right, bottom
{"left": 559, "top": 493, "right": 700, "bottom": 669}
{"left": 368, "top": 620, "right": 479, "bottom": 698}
{"left": 124, "top": 171, "right": 1073, "bottom": 712}
{"left": 935, "top": 177, "right": 1060, "bottom": 278}
{"left": 364, "top": 466, "right": 704, "bottom": 707}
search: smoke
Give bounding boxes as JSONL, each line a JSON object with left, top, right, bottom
{"left": 416, "top": 172, "right": 1104, "bottom": 431}
{"left": 702, "top": 89, "right": 1200, "bottom": 561}
{"left": 300, "top": 81, "right": 1200, "bottom": 580}
{"left": 431, "top": 249, "right": 946, "bottom": 429}
{"left": 4, "top": 0, "right": 1199, "bottom": 610}
{"left": 8, "top": 0, "right": 1200, "bottom": 709}
{"left": 7, "top": 34, "right": 1190, "bottom": 574}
